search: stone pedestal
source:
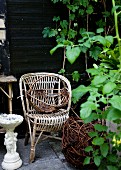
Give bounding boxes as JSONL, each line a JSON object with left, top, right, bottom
{"left": 0, "top": 114, "right": 23, "bottom": 170}
{"left": 2, "top": 152, "right": 22, "bottom": 170}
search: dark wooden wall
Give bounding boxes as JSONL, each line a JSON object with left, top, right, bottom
{"left": 0, "top": 0, "right": 86, "bottom": 137}
{"left": 6, "top": 0, "right": 65, "bottom": 76}
{"left": 6, "top": 0, "right": 86, "bottom": 76}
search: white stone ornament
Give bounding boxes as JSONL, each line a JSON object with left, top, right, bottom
{"left": 0, "top": 114, "right": 23, "bottom": 170}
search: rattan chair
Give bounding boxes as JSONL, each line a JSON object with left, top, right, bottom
{"left": 19, "top": 72, "right": 71, "bottom": 163}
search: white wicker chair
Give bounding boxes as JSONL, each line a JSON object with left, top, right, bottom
{"left": 19, "top": 72, "right": 71, "bottom": 163}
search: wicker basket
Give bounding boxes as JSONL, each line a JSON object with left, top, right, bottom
{"left": 26, "top": 75, "right": 69, "bottom": 113}
{"left": 62, "top": 116, "right": 96, "bottom": 168}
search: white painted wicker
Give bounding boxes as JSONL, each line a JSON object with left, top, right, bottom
{"left": 19, "top": 72, "right": 71, "bottom": 162}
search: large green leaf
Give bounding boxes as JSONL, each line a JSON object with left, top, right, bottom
{"left": 49, "top": 29, "right": 58, "bottom": 37}
{"left": 81, "top": 101, "right": 98, "bottom": 110}
{"left": 67, "top": 4, "right": 79, "bottom": 12}
{"left": 88, "top": 131, "right": 98, "bottom": 138}
{"left": 80, "top": 101, "right": 99, "bottom": 119}
{"left": 86, "top": 5, "right": 93, "bottom": 14}
{"left": 53, "top": 16, "right": 60, "bottom": 22}
{"left": 68, "top": 29, "right": 77, "bottom": 39}
{"left": 92, "top": 75, "right": 107, "bottom": 86}
{"left": 66, "top": 46, "right": 81, "bottom": 64}
{"left": 111, "top": 5, "right": 121, "bottom": 14}
{"left": 72, "top": 71, "right": 80, "bottom": 82}
{"left": 60, "top": 20, "right": 68, "bottom": 29}
{"left": 42, "top": 27, "right": 49, "bottom": 38}
{"left": 102, "top": 82, "right": 116, "bottom": 94}
{"left": 89, "top": 46, "right": 102, "bottom": 60}
{"left": 87, "top": 68, "right": 100, "bottom": 75}
{"left": 80, "top": 107, "right": 92, "bottom": 119}
{"left": 96, "top": 28, "right": 104, "bottom": 33}
{"left": 83, "top": 39, "right": 91, "bottom": 48}
{"left": 84, "top": 113, "right": 99, "bottom": 123}
{"left": 106, "top": 107, "right": 121, "bottom": 121}
{"left": 100, "top": 143, "right": 109, "bottom": 157}
{"left": 83, "top": 157, "right": 91, "bottom": 165}
{"left": 94, "top": 156, "right": 101, "bottom": 166}
{"left": 109, "top": 95, "right": 121, "bottom": 111}
{"left": 72, "top": 85, "right": 89, "bottom": 103}
{"left": 92, "top": 137, "right": 104, "bottom": 145}
{"left": 92, "top": 35, "right": 107, "bottom": 46}
{"left": 105, "top": 35, "right": 114, "bottom": 45}
{"left": 107, "top": 166, "right": 118, "bottom": 170}
{"left": 107, "top": 154, "right": 117, "bottom": 163}
{"left": 50, "top": 44, "right": 64, "bottom": 55}
{"left": 94, "top": 124, "right": 108, "bottom": 132}
{"left": 80, "top": 45, "right": 88, "bottom": 53}
{"left": 85, "top": 146, "right": 93, "bottom": 152}
{"left": 81, "top": 0, "right": 89, "bottom": 7}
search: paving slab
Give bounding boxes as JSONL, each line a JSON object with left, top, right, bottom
{"left": 0, "top": 136, "right": 80, "bottom": 170}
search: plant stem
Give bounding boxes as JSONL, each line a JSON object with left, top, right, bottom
{"left": 112, "top": 0, "right": 121, "bottom": 68}
{"left": 62, "top": 47, "right": 66, "bottom": 70}
{"left": 102, "top": 0, "right": 107, "bottom": 35}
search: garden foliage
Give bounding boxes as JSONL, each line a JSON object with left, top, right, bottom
{"left": 42, "top": 0, "right": 121, "bottom": 169}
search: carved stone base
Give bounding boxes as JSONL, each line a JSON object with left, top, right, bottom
{"left": 2, "top": 152, "right": 22, "bottom": 170}
{"left": 0, "top": 114, "right": 23, "bottom": 170}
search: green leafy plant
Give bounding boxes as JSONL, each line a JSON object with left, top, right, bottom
{"left": 74, "top": 64, "right": 121, "bottom": 169}
{"left": 42, "top": 0, "right": 121, "bottom": 169}
{"left": 72, "top": 0, "right": 121, "bottom": 169}
{"left": 42, "top": 0, "right": 114, "bottom": 76}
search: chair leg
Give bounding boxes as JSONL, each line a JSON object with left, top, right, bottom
{"left": 29, "top": 144, "right": 36, "bottom": 163}
{"left": 24, "top": 125, "right": 30, "bottom": 146}
{"left": 29, "top": 131, "right": 44, "bottom": 163}
{"left": 29, "top": 124, "right": 36, "bottom": 163}
{"left": 24, "top": 132, "right": 30, "bottom": 146}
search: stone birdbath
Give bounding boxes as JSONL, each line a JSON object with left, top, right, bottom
{"left": 0, "top": 114, "right": 23, "bottom": 170}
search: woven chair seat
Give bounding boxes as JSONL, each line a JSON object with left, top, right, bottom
{"left": 27, "top": 109, "right": 69, "bottom": 132}
{"left": 28, "top": 109, "right": 68, "bottom": 119}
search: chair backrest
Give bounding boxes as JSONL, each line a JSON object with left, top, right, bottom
{"left": 19, "top": 72, "right": 71, "bottom": 117}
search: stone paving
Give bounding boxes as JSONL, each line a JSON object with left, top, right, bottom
{"left": 0, "top": 134, "right": 80, "bottom": 170}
